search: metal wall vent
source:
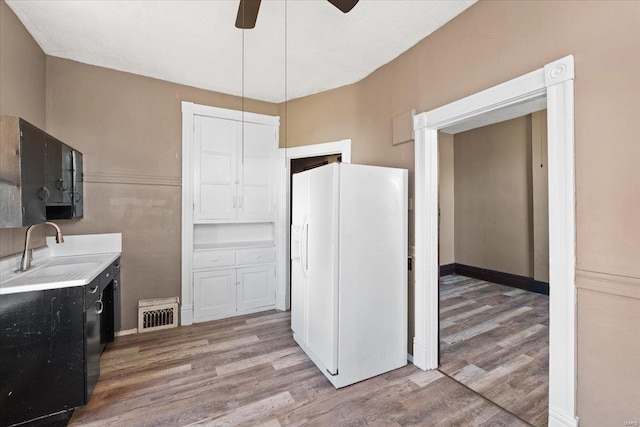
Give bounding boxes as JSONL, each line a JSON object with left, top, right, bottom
{"left": 138, "top": 297, "right": 179, "bottom": 333}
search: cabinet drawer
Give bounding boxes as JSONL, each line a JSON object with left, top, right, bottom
{"left": 237, "top": 248, "right": 276, "bottom": 265}
{"left": 193, "top": 250, "right": 236, "bottom": 269}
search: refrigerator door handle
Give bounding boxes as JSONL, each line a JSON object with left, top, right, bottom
{"left": 301, "top": 218, "right": 309, "bottom": 278}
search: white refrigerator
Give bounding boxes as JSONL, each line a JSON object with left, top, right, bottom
{"left": 291, "top": 162, "right": 408, "bottom": 388}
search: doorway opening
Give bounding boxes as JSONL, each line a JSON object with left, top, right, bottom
{"left": 437, "top": 111, "right": 550, "bottom": 426}
{"left": 275, "top": 140, "right": 351, "bottom": 311}
{"left": 413, "top": 56, "right": 576, "bottom": 426}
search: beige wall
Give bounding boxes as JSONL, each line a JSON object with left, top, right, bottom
{"left": 451, "top": 113, "right": 549, "bottom": 281}
{"left": 44, "top": 57, "right": 277, "bottom": 331}
{"left": 2, "top": 0, "right": 639, "bottom": 422}
{"left": 531, "top": 110, "right": 549, "bottom": 282}
{"left": 281, "top": 1, "right": 640, "bottom": 423}
{"left": 577, "top": 287, "right": 640, "bottom": 426}
{"left": 0, "top": 0, "right": 47, "bottom": 256}
{"left": 453, "top": 116, "right": 533, "bottom": 277}
{"left": 0, "top": 1, "right": 45, "bottom": 128}
{"left": 438, "top": 133, "right": 455, "bottom": 266}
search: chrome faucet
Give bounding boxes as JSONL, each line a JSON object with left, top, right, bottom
{"left": 20, "top": 222, "right": 65, "bottom": 272}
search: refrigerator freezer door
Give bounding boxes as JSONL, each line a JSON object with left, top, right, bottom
{"left": 305, "top": 164, "right": 339, "bottom": 375}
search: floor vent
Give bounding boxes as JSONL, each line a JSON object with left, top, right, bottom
{"left": 138, "top": 297, "right": 179, "bottom": 333}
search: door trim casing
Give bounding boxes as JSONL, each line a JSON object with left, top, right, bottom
{"left": 276, "top": 139, "right": 352, "bottom": 311}
{"left": 413, "top": 56, "right": 577, "bottom": 427}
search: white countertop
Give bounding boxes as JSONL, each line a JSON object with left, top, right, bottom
{"left": 0, "top": 233, "right": 122, "bottom": 295}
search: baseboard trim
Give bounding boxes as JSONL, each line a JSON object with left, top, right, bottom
{"left": 181, "top": 306, "right": 193, "bottom": 326}
{"left": 115, "top": 328, "right": 138, "bottom": 337}
{"left": 533, "top": 280, "right": 550, "bottom": 295}
{"left": 439, "top": 263, "right": 455, "bottom": 277}
{"left": 548, "top": 408, "right": 579, "bottom": 427}
{"left": 441, "top": 263, "right": 550, "bottom": 296}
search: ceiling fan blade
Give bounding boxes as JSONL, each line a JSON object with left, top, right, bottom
{"left": 235, "top": 0, "right": 261, "bottom": 29}
{"left": 327, "top": 0, "right": 359, "bottom": 13}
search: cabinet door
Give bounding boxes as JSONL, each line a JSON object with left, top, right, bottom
{"left": 71, "top": 150, "right": 84, "bottom": 218}
{"left": 45, "top": 138, "right": 73, "bottom": 207}
{"left": 238, "top": 122, "right": 276, "bottom": 220}
{"left": 44, "top": 138, "right": 76, "bottom": 220}
{"left": 85, "top": 290, "right": 102, "bottom": 402}
{"left": 194, "top": 116, "right": 239, "bottom": 221}
{"left": 110, "top": 258, "right": 121, "bottom": 333}
{"left": 237, "top": 264, "right": 275, "bottom": 311}
{"left": 19, "top": 120, "right": 47, "bottom": 226}
{"left": 0, "top": 287, "right": 84, "bottom": 426}
{"left": 194, "top": 269, "right": 237, "bottom": 321}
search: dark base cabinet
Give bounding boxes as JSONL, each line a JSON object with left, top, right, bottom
{"left": 0, "top": 288, "right": 85, "bottom": 427}
{"left": 0, "top": 257, "right": 121, "bottom": 427}
{"left": 85, "top": 278, "right": 102, "bottom": 403}
{"left": 101, "top": 258, "right": 121, "bottom": 347}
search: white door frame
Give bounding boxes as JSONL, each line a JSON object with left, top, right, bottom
{"left": 275, "top": 140, "right": 352, "bottom": 310}
{"left": 413, "top": 56, "right": 577, "bottom": 427}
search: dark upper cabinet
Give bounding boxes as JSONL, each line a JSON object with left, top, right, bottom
{"left": 19, "top": 119, "right": 47, "bottom": 225}
{"left": 0, "top": 116, "right": 83, "bottom": 227}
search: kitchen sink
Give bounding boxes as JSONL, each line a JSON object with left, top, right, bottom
{"left": 27, "top": 262, "right": 102, "bottom": 277}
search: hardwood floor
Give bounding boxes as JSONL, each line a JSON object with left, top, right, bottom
{"left": 439, "top": 275, "right": 549, "bottom": 427}
{"left": 71, "top": 309, "right": 530, "bottom": 426}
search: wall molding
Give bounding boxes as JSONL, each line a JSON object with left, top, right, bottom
{"left": 576, "top": 270, "right": 640, "bottom": 300}
{"left": 84, "top": 172, "right": 181, "bottom": 187}
{"left": 442, "top": 263, "right": 550, "bottom": 296}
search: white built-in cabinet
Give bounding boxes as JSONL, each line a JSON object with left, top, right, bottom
{"left": 182, "top": 102, "right": 280, "bottom": 325}
{"left": 193, "top": 254, "right": 276, "bottom": 322}
{"left": 194, "top": 116, "right": 277, "bottom": 221}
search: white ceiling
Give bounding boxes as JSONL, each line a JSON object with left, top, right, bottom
{"left": 6, "top": 0, "right": 475, "bottom": 103}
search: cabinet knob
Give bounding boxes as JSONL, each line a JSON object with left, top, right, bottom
{"left": 114, "top": 279, "right": 119, "bottom": 289}
{"left": 38, "top": 187, "right": 50, "bottom": 201}
{"left": 105, "top": 272, "right": 110, "bottom": 278}
{"left": 56, "top": 178, "right": 68, "bottom": 191}
{"left": 89, "top": 285, "right": 99, "bottom": 294}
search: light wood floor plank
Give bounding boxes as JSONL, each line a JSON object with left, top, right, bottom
{"left": 440, "top": 274, "right": 549, "bottom": 427}
{"left": 70, "top": 301, "right": 538, "bottom": 427}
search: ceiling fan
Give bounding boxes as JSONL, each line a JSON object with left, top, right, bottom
{"left": 235, "top": 0, "right": 360, "bottom": 29}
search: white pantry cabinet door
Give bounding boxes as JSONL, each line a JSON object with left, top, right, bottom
{"left": 236, "top": 265, "right": 275, "bottom": 311}
{"left": 194, "top": 116, "right": 239, "bottom": 221}
{"left": 238, "top": 122, "right": 277, "bottom": 220}
{"left": 193, "top": 269, "right": 237, "bottom": 321}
